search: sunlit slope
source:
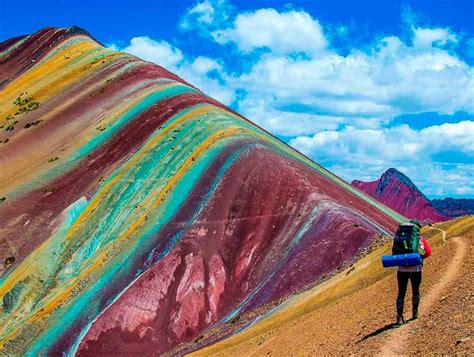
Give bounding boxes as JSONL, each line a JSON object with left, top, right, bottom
{"left": 192, "top": 216, "right": 473, "bottom": 356}
{"left": 0, "top": 27, "right": 403, "bottom": 355}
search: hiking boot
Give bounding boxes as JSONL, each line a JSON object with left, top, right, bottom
{"left": 395, "top": 316, "right": 406, "bottom": 327}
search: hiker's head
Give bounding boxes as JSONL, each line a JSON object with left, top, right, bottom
{"left": 409, "top": 219, "right": 421, "bottom": 228}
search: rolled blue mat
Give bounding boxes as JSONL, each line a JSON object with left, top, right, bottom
{"left": 381, "top": 253, "right": 422, "bottom": 267}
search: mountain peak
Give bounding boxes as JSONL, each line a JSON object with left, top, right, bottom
{"left": 64, "top": 25, "right": 102, "bottom": 42}
{"left": 379, "top": 168, "right": 418, "bottom": 193}
{"left": 352, "top": 168, "right": 449, "bottom": 223}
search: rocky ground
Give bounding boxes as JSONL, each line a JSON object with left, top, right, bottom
{"left": 192, "top": 216, "right": 473, "bottom": 356}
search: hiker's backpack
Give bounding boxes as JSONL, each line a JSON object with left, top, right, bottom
{"left": 392, "top": 223, "right": 420, "bottom": 255}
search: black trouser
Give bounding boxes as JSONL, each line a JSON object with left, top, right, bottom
{"left": 396, "top": 271, "right": 422, "bottom": 317}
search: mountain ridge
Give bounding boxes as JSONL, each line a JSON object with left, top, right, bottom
{"left": 431, "top": 197, "right": 474, "bottom": 218}
{"left": 351, "top": 168, "right": 469, "bottom": 223}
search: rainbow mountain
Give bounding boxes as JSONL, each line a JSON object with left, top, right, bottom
{"left": 0, "top": 27, "right": 403, "bottom": 355}
{"left": 352, "top": 168, "right": 449, "bottom": 224}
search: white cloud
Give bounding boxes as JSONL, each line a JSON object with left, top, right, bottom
{"left": 184, "top": 0, "right": 215, "bottom": 25}
{"left": 412, "top": 27, "right": 458, "bottom": 48}
{"left": 121, "top": 37, "right": 184, "bottom": 69}
{"left": 178, "top": 3, "right": 474, "bottom": 126}
{"left": 290, "top": 121, "right": 474, "bottom": 164}
{"left": 179, "top": 0, "right": 233, "bottom": 32}
{"left": 190, "top": 56, "right": 222, "bottom": 73}
{"left": 420, "top": 121, "right": 474, "bottom": 153}
{"left": 232, "top": 35, "right": 473, "bottom": 129}
{"left": 211, "top": 8, "right": 327, "bottom": 54}
{"left": 178, "top": 57, "right": 235, "bottom": 104}
{"left": 289, "top": 121, "right": 474, "bottom": 197}
{"left": 454, "top": 185, "right": 473, "bottom": 195}
{"left": 237, "top": 96, "right": 346, "bottom": 136}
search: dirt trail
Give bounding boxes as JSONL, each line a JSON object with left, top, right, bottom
{"left": 191, "top": 217, "right": 473, "bottom": 356}
{"left": 428, "top": 226, "right": 447, "bottom": 243}
{"left": 378, "top": 229, "right": 466, "bottom": 356}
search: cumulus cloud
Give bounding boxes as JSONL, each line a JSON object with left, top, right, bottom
{"left": 291, "top": 121, "right": 474, "bottom": 161}
{"left": 231, "top": 33, "right": 473, "bottom": 134}
{"left": 238, "top": 97, "right": 337, "bottom": 136}
{"left": 290, "top": 121, "right": 474, "bottom": 196}
{"left": 412, "top": 27, "right": 458, "bottom": 48}
{"left": 180, "top": 3, "right": 473, "bottom": 139}
{"left": 178, "top": 1, "right": 473, "bottom": 122}
{"left": 211, "top": 8, "right": 327, "bottom": 54}
{"left": 177, "top": 57, "right": 235, "bottom": 105}
{"left": 179, "top": 0, "right": 234, "bottom": 33}
{"left": 121, "top": 37, "right": 184, "bottom": 69}
{"left": 182, "top": 0, "right": 215, "bottom": 25}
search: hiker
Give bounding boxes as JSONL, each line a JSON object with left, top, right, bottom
{"left": 395, "top": 219, "right": 431, "bottom": 326}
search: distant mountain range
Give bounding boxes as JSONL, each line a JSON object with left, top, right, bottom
{"left": 431, "top": 197, "right": 474, "bottom": 218}
{"left": 352, "top": 168, "right": 474, "bottom": 223}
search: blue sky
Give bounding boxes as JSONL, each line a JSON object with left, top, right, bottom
{"left": 1, "top": 0, "right": 473, "bottom": 198}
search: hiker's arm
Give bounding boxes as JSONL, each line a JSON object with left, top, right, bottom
{"left": 421, "top": 237, "right": 431, "bottom": 258}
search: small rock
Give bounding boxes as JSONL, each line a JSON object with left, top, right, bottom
{"left": 4, "top": 256, "right": 15, "bottom": 267}
{"left": 455, "top": 337, "right": 470, "bottom": 345}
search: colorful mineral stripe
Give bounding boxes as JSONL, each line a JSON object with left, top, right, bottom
{"left": 0, "top": 27, "right": 404, "bottom": 355}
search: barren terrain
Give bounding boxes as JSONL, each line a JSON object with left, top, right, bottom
{"left": 193, "top": 216, "right": 474, "bottom": 356}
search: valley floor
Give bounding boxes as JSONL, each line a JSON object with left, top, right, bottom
{"left": 192, "top": 216, "right": 474, "bottom": 356}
